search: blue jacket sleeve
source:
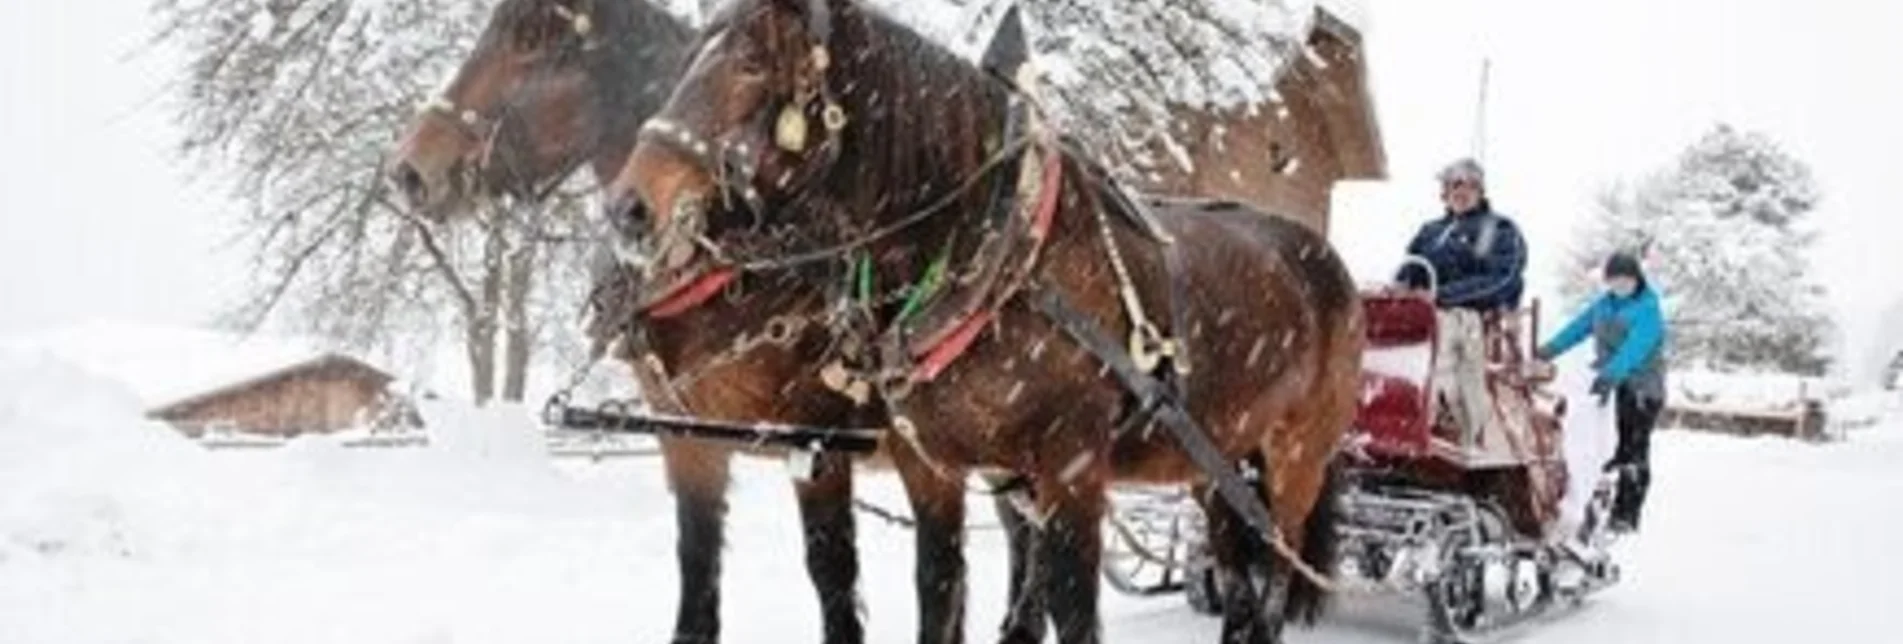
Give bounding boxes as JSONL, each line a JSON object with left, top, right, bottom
{"left": 1599, "top": 295, "right": 1665, "bottom": 383}
{"left": 1539, "top": 296, "right": 1601, "bottom": 359}
{"left": 1395, "top": 223, "right": 1439, "bottom": 286}
{"left": 1438, "top": 219, "right": 1527, "bottom": 306}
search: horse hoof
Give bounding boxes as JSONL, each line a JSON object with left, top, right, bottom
{"left": 997, "top": 626, "right": 1047, "bottom": 644}
{"left": 822, "top": 629, "right": 866, "bottom": 644}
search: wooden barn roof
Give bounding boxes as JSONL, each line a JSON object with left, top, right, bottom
{"left": 146, "top": 353, "right": 395, "bottom": 419}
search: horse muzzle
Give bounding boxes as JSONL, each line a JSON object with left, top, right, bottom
{"left": 632, "top": 191, "right": 738, "bottom": 318}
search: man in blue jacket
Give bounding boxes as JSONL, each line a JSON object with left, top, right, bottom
{"left": 1395, "top": 158, "right": 1531, "bottom": 451}
{"left": 1395, "top": 158, "right": 1527, "bottom": 311}
{"left": 1536, "top": 252, "right": 1669, "bottom": 534}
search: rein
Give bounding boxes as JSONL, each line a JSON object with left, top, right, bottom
{"left": 742, "top": 135, "right": 1038, "bottom": 272}
{"left": 629, "top": 115, "right": 1040, "bottom": 320}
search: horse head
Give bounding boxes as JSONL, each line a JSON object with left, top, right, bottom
{"left": 385, "top": 0, "right": 690, "bottom": 222}
{"left": 605, "top": 0, "right": 1017, "bottom": 317}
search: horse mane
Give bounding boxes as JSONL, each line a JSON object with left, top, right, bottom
{"left": 828, "top": 3, "right": 1014, "bottom": 226}
{"left": 588, "top": 0, "right": 697, "bottom": 165}
{"left": 699, "top": 0, "right": 1015, "bottom": 236}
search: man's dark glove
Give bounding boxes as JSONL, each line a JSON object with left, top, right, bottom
{"left": 1590, "top": 376, "right": 1614, "bottom": 406}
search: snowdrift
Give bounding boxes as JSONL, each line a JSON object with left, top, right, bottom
{"left": 6, "top": 345, "right": 1903, "bottom": 643}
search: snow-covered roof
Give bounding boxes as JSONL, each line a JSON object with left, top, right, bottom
{"left": 147, "top": 353, "right": 397, "bottom": 417}
{"left": 0, "top": 321, "right": 375, "bottom": 413}
{"left": 1317, "top": 0, "right": 1369, "bottom": 35}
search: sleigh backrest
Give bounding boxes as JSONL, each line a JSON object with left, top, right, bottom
{"left": 1351, "top": 291, "right": 1439, "bottom": 459}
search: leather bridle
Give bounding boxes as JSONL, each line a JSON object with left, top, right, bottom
{"left": 414, "top": 0, "right": 601, "bottom": 204}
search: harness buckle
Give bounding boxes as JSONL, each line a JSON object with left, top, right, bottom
{"left": 1128, "top": 320, "right": 1188, "bottom": 376}
{"left": 822, "top": 103, "right": 848, "bottom": 132}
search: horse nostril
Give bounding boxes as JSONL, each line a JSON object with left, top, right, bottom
{"left": 390, "top": 162, "right": 426, "bottom": 205}
{"left": 604, "top": 194, "right": 648, "bottom": 234}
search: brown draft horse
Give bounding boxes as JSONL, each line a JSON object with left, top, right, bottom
{"left": 384, "top": 3, "right": 1059, "bottom": 643}
{"left": 609, "top": 0, "right": 1366, "bottom": 642}
{"left": 383, "top": 2, "right": 877, "bottom": 643}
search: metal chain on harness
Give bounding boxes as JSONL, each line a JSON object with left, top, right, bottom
{"left": 1089, "top": 195, "right": 1182, "bottom": 375}
{"left": 664, "top": 313, "right": 812, "bottom": 392}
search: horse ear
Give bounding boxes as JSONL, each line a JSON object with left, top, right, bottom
{"left": 980, "top": 4, "right": 1030, "bottom": 83}
{"left": 806, "top": 0, "right": 834, "bottom": 43}
{"left": 767, "top": 0, "right": 809, "bottom": 15}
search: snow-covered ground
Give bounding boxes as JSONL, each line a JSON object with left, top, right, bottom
{"left": 4, "top": 344, "right": 1902, "bottom": 643}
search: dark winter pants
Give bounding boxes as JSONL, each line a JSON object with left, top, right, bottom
{"left": 1605, "top": 386, "right": 1662, "bottom": 527}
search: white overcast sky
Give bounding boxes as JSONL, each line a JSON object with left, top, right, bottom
{"left": 3, "top": 0, "right": 1898, "bottom": 379}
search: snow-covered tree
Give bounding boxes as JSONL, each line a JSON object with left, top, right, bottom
{"left": 144, "top": 0, "right": 706, "bottom": 403}
{"left": 915, "top": 0, "right": 1315, "bottom": 182}
{"left": 145, "top": 0, "right": 1314, "bottom": 401}
{"left": 1560, "top": 123, "right": 1834, "bottom": 376}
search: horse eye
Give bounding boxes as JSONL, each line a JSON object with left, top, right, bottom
{"left": 728, "top": 52, "right": 765, "bottom": 76}
{"left": 510, "top": 19, "right": 564, "bottom": 51}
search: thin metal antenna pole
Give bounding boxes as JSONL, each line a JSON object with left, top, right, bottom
{"left": 1472, "top": 57, "right": 1491, "bottom": 165}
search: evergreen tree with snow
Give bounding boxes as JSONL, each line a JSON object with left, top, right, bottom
{"left": 1559, "top": 123, "right": 1835, "bottom": 376}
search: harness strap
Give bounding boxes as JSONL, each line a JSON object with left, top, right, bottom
{"left": 1079, "top": 151, "right": 1175, "bottom": 244}
{"left": 883, "top": 124, "right": 1060, "bottom": 387}
{"left": 1029, "top": 286, "right": 1336, "bottom": 591}
{"left": 1162, "top": 235, "right": 1195, "bottom": 382}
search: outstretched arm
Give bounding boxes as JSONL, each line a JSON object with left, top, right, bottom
{"left": 1538, "top": 296, "right": 1602, "bottom": 359}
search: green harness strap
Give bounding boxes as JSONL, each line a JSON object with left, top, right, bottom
{"left": 845, "top": 239, "right": 955, "bottom": 327}
{"left": 896, "top": 238, "right": 955, "bottom": 324}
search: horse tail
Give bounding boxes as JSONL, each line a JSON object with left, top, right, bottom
{"left": 1281, "top": 222, "right": 1361, "bottom": 625}
{"left": 1284, "top": 455, "right": 1344, "bottom": 624}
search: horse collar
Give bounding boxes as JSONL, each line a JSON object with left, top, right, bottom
{"left": 893, "top": 128, "right": 1064, "bottom": 387}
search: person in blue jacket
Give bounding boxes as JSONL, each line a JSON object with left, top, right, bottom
{"left": 1393, "top": 158, "right": 1531, "bottom": 447}
{"left": 1536, "top": 252, "right": 1669, "bottom": 534}
{"left": 1395, "top": 158, "right": 1528, "bottom": 311}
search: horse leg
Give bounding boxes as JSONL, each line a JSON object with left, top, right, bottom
{"left": 892, "top": 441, "right": 969, "bottom": 644}
{"left": 795, "top": 450, "right": 865, "bottom": 644}
{"left": 1197, "top": 476, "right": 1275, "bottom": 644}
{"left": 1267, "top": 359, "right": 1357, "bottom": 631}
{"left": 661, "top": 437, "right": 733, "bottom": 644}
{"left": 992, "top": 488, "right": 1049, "bottom": 644}
{"left": 1035, "top": 462, "right": 1108, "bottom": 644}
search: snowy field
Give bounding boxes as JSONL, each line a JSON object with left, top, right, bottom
{"left": 4, "top": 345, "right": 1902, "bottom": 643}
